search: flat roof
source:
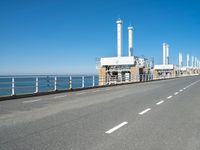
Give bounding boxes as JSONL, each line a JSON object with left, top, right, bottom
{"left": 154, "top": 64, "right": 174, "bottom": 70}
{"left": 100, "top": 56, "right": 135, "bottom": 66}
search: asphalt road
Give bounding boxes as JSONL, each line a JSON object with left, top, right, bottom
{"left": 0, "top": 75, "right": 200, "bottom": 150}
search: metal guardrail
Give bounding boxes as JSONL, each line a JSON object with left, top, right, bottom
{"left": 0, "top": 74, "right": 198, "bottom": 97}
{"left": 0, "top": 75, "right": 99, "bottom": 97}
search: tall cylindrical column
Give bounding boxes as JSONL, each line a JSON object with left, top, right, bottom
{"left": 116, "top": 19, "right": 123, "bottom": 57}
{"left": 179, "top": 52, "right": 182, "bottom": 68}
{"left": 187, "top": 54, "right": 190, "bottom": 67}
{"left": 192, "top": 56, "right": 194, "bottom": 68}
{"left": 166, "top": 44, "right": 169, "bottom": 65}
{"left": 128, "top": 26, "right": 133, "bottom": 56}
{"left": 163, "top": 43, "right": 166, "bottom": 65}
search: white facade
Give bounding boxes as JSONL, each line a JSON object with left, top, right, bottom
{"left": 100, "top": 56, "right": 135, "bottom": 66}
{"left": 154, "top": 64, "right": 174, "bottom": 70}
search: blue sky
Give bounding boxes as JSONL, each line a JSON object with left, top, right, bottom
{"left": 0, "top": 0, "right": 200, "bottom": 75}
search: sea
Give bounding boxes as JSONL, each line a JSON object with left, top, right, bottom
{"left": 0, "top": 75, "right": 99, "bottom": 97}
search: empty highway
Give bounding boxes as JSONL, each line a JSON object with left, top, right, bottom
{"left": 0, "top": 75, "right": 200, "bottom": 150}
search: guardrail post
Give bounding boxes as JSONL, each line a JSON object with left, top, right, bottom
{"left": 92, "top": 76, "right": 95, "bottom": 87}
{"left": 35, "top": 77, "right": 39, "bottom": 93}
{"left": 69, "top": 76, "right": 72, "bottom": 89}
{"left": 54, "top": 76, "right": 57, "bottom": 91}
{"left": 82, "top": 76, "right": 85, "bottom": 88}
{"left": 11, "top": 77, "right": 15, "bottom": 96}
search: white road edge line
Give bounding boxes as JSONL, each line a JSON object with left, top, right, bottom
{"left": 76, "top": 92, "right": 87, "bottom": 95}
{"left": 139, "top": 108, "right": 151, "bottom": 115}
{"left": 167, "top": 96, "right": 173, "bottom": 99}
{"left": 54, "top": 95, "right": 66, "bottom": 99}
{"left": 92, "top": 90, "right": 100, "bottom": 92}
{"left": 105, "top": 122, "right": 128, "bottom": 134}
{"left": 174, "top": 92, "right": 179, "bottom": 95}
{"left": 156, "top": 100, "right": 164, "bottom": 105}
{"left": 23, "top": 99, "right": 41, "bottom": 103}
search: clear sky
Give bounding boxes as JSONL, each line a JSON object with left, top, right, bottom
{"left": 0, "top": 0, "right": 200, "bottom": 75}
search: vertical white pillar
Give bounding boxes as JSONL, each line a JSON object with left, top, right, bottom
{"left": 128, "top": 26, "right": 133, "bottom": 56}
{"left": 166, "top": 44, "right": 169, "bottom": 65}
{"left": 163, "top": 43, "right": 166, "bottom": 65}
{"left": 11, "top": 77, "right": 15, "bottom": 96}
{"left": 192, "top": 56, "right": 194, "bottom": 68}
{"left": 69, "top": 76, "right": 72, "bottom": 89}
{"left": 195, "top": 57, "right": 197, "bottom": 68}
{"left": 82, "top": 76, "right": 85, "bottom": 88}
{"left": 179, "top": 52, "right": 182, "bottom": 68}
{"left": 92, "top": 76, "right": 95, "bottom": 87}
{"left": 54, "top": 76, "right": 57, "bottom": 91}
{"left": 187, "top": 54, "right": 190, "bottom": 67}
{"left": 116, "top": 19, "right": 123, "bottom": 57}
{"left": 35, "top": 77, "right": 39, "bottom": 93}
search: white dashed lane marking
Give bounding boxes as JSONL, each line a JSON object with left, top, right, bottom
{"left": 167, "top": 96, "right": 173, "bottom": 99}
{"left": 105, "top": 122, "right": 128, "bottom": 134}
{"left": 156, "top": 100, "right": 164, "bottom": 105}
{"left": 139, "top": 108, "right": 151, "bottom": 115}
{"left": 174, "top": 92, "right": 179, "bottom": 95}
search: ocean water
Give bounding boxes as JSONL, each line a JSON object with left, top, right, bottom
{"left": 0, "top": 75, "right": 99, "bottom": 97}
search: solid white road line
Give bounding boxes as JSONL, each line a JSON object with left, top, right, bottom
{"left": 76, "top": 92, "right": 87, "bottom": 95}
{"left": 156, "top": 100, "right": 164, "bottom": 105}
{"left": 167, "top": 96, "right": 173, "bottom": 99}
{"left": 174, "top": 92, "right": 179, "bottom": 95}
{"left": 54, "top": 95, "right": 66, "bottom": 99}
{"left": 22, "top": 99, "right": 41, "bottom": 103}
{"left": 105, "top": 122, "right": 128, "bottom": 134}
{"left": 92, "top": 90, "right": 100, "bottom": 93}
{"left": 105, "top": 88, "right": 112, "bottom": 91}
{"left": 139, "top": 108, "right": 151, "bottom": 115}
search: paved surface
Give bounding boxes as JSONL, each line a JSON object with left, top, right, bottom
{"left": 0, "top": 76, "right": 200, "bottom": 150}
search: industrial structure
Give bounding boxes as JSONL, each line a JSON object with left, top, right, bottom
{"left": 98, "top": 19, "right": 152, "bottom": 85}
{"left": 153, "top": 43, "right": 176, "bottom": 79}
{"left": 98, "top": 19, "right": 200, "bottom": 84}
{"left": 154, "top": 44, "right": 200, "bottom": 79}
{"left": 178, "top": 53, "right": 200, "bottom": 75}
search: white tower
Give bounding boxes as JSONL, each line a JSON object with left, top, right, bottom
{"left": 128, "top": 26, "right": 133, "bottom": 56}
{"left": 191, "top": 56, "right": 194, "bottom": 68}
{"left": 195, "top": 57, "right": 197, "bottom": 68}
{"left": 187, "top": 54, "right": 190, "bottom": 67}
{"left": 166, "top": 44, "right": 169, "bottom": 65}
{"left": 116, "top": 19, "right": 123, "bottom": 57}
{"left": 179, "top": 52, "right": 182, "bottom": 68}
{"left": 163, "top": 43, "right": 166, "bottom": 65}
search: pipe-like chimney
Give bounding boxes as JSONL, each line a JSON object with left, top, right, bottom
{"left": 116, "top": 19, "right": 123, "bottom": 57}
{"left": 179, "top": 52, "right": 182, "bottom": 67}
{"left": 128, "top": 26, "right": 133, "bottom": 56}
{"left": 187, "top": 54, "right": 190, "bottom": 67}
{"left": 191, "top": 56, "right": 194, "bottom": 68}
{"left": 166, "top": 44, "right": 169, "bottom": 65}
{"left": 163, "top": 43, "right": 166, "bottom": 65}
